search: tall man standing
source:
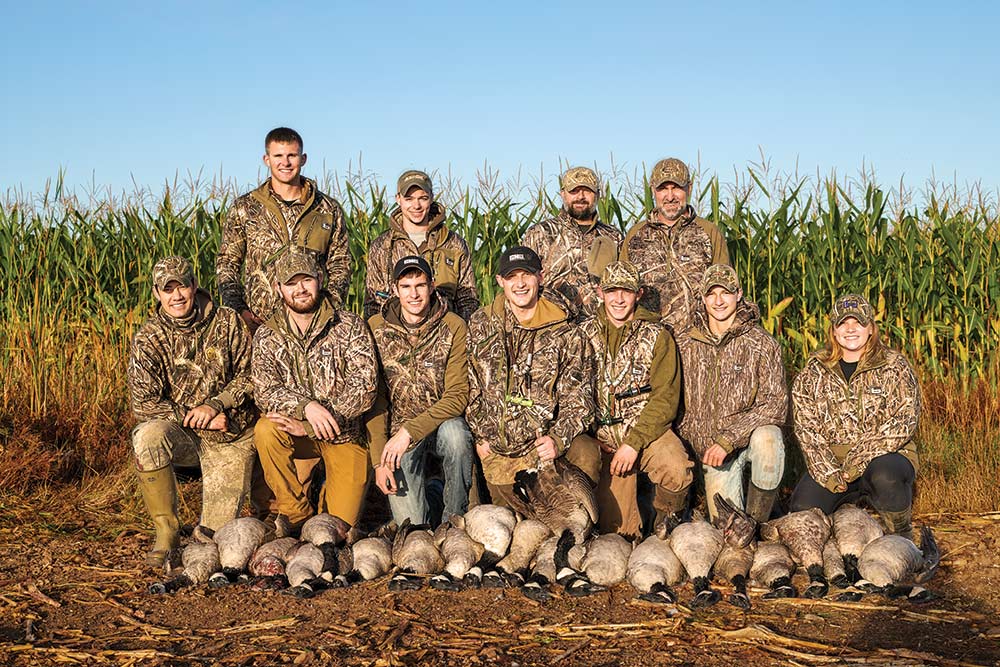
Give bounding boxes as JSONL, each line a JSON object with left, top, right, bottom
{"left": 622, "top": 158, "right": 729, "bottom": 332}
{"left": 365, "top": 170, "right": 479, "bottom": 320}
{"left": 466, "top": 246, "right": 600, "bottom": 505}
{"left": 522, "top": 166, "right": 621, "bottom": 321}
{"left": 367, "top": 256, "right": 474, "bottom": 526}
{"left": 580, "top": 261, "right": 694, "bottom": 539}
{"left": 674, "top": 264, "right": 788, "bottom": 523}
{"left": 128, "top": 256, "right": 257, "bottom": 566}
{"left": 252, "top": 250, "right": 378, "bottom": 535}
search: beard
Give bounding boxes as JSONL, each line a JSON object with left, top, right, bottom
{"left": 285, "top": 293, "right": 320, "bottom": 314}
{"left": 566, "top": 204, "right": 596, "bottom": 221}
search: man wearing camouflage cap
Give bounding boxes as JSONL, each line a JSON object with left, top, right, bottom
{"left": 365, "top": 255, "right": 473, "bottom": 526}
{"left": 365, "top": 170, "right": 479, "bottom": 320}
{"left": 521, "top": 166, "right": 622, "bottom": 321}
{"left": 579, "top": 261, "right": 694, "bottom": 539}
{"left": 252, "top": 249, "right": 378, "bottom": 535}
{"left": 127, "top": 256, "right": 257, "bottom": 567}
{"left": 674, "top": 264, "right": 788, "bottom": 524}
{"left": 622, "top": 158, "right": 729, "bottom": 332}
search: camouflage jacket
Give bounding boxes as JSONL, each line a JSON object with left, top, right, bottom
{"left": 579, "top": 307, "right": 680, "bottom": 452}
{"left": 674, "top": 301, "right": 788, "bottom": 458}
{"left": 792, "top": 346, "right": 920, "bottom": 491}
{"left": 467, "top": 294, "right": 595, "bottom": 460}
{"left": 251, "top": 294, "right": 378, "bottom": 444}
{"left": 621, "top": 206, "right": 729, "bottom": 332}
{"left": 216, "top": 178, "right": 351, "bottom": 319}
{"left": 127, "top": 291, "right": 255, "bottom": 443}
{"left": 366, "top": 295, "right": 469, "bottom": 463}
{"left": 364, "top": 203, "right": 479, "bottom": 320}
{"left": 521, "top": 211, "right": 623, "bottom": 321}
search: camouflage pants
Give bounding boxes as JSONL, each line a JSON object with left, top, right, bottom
{"left": 703, "top": 424, "right": 784, "bottom": 521}
{"left": 482, "top": 433, "right": 601, "bottom": 507}
{"left": 596, "top": 429, "right": 694, "bottom": 540}
{"left": 131, "top": 419, "right": 255, "bottom": 532}
{"left": 254, "top": 417, "right": 370, "bottom": 526}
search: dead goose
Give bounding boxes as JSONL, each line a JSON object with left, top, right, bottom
{"left": 823, "top": 540, "right": 850, "bottom": 589}
{"left": 510, "top": 459, "right": 597, "bottom": 544}
{"left": 149, "top": 542, "right": 221, "bottom": 594}
{"left": 855, "top": 526, "right": 939, "bottom": 602}
{"left": 832, "top": 504, "right": 884, "bottom": 583}
{"left": 750, "top": 542, "right": 797, "bottom": 598}
{"left": 301, "top": 513, "right": 353, "bottom": 585}
{"left": 669, "top": 512, "right": 724, "bottom": 608}
{"left": 712, "top": 495, "right": 759, "bottom": 609}
{"left": 557, "top": 533, "right": 632, "bottom": 597}
{"left": 210, "top": 517, "right": 269, "bottom": 587}
{"left": 389, "top": 519, "right": 445, "bottom": 591}
{"left": 284, "top": 542, "right": 331, "bottom": 598}
{"left": 487, "top": 518, "right": 552, "bottom": 587}
{"left": 627, "top": 522, "right": 686, "bottom": 604}
{"left": 760, "top": 509, "right": 832, "bottom": 599}
{"left": 430, "top": 516, "right": 485, "bottom": 592}
{"left": 347, "top": 533, "right": 394, "bottom": 583}
{"left": 461, "top": 504, "right": 517, "bottom": 587}
{"left": 248, "top": 537, "right": 300, "bottom": 590}
{"left": 520, "top": 534, "right": 585, "bottom": 602}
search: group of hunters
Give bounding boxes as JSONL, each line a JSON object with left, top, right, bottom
{"left": 128, "top": 127, "right": 921, "bottom": 569}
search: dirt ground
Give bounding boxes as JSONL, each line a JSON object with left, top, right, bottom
{"left": 1, "top": 492, "right": 999, "bottom": 667}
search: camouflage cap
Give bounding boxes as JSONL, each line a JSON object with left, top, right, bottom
{"left": 599, "top": 261, "right": 641, "bottom": 293}
{"left": 152, "top": 256, "right": 195, "bottom": 290}
{"left": 397, "top": 169, "right": 433, "bottom": 198}
{"left": 650, "top": 157, "right": 690, "bottom": 189}
{"left": 830, "top": 293, "right": 875, "bottom": 326}
{"left": 701, "top": 263, "right": 741, "bottom": 295}
{"left": 392, "top": 255, "right": 433, "bottom": 281}
{"left": 274, "top": 248, "right": 321, "bottom": 284}
{"left": 561, "top": 166, "right": 599, "bottom": 193}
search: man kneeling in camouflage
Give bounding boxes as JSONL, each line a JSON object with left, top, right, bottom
{"left": 581, "top": 261, "right": 694, "bottom": 539}
{"left": 127, "top": 256, "right": 256, "bottom": 567}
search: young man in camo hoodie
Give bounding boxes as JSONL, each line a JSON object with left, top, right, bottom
{"left": 579, "top": 261, "right": 694, "bottom": 539}
{"left": 366, "top": 256, "right": 473, "bottom": 526}
{"left": 127, "top": 256, "right": 257, "bottom": 567}
{"left": 674, "top": 264, "right": 788, "bottom": 524}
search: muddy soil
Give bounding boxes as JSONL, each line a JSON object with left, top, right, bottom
{"left": 1, "top": 496, "right": 998, "bottom": 667}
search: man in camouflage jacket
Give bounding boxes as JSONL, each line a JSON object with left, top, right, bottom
{"left": 580, "top": 261, "right": 693, "bottom": 539}
{"left": 127, "top": 256, "right": 256, "bottom": 567}
{"left": 521, "top": 166, "right": 622, "bottom": 321}
{"left": 622, "top": 158, "right": 729, "bottom": 332}
{"left": 216, "top": 127, "right": 351, "bottom": 330}
{"left": 366, "top": 256, "right": 473, "bottom": 526}
{"left": 790, "top": 294, "right": 920, "bottom": 537}
{"left": 365, "top": 170, "right": 479, "bottom": 320}
{"left": 466, "top": 246, "right": 600, "bottom": 505}
{"left": 674, "top": 264, "right": 788, "bottom": 524}
{"left": 252, "top": 249, "right": 378, "bottom": 533}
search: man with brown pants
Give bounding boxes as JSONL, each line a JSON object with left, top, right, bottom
{"left": 580, "top": 261, "right": 694, "bottom": 538}
{"left": 251, "top": 250, "right": 378, "bottom": 535}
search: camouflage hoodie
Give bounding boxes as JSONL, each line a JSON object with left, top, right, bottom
{"left": 366, "top": 294, "right": 469, "bottom": 464}
{"left": 621, "top": 206, "right": 729, "bottom": 331}
{"left": 127, "top": 290, "right": 255, "bottom": 443}
{"left": 579, "top": 307, "right": 681, "bottom": 452}
{"left": 792, "top": 346, "right": 920, "bottom": 491}
{"left": 467, "top": 293, "right": 595, "bottom": 463}
{"left": 674, "top": 301, "right": 788, "bottom": 458}
{"left": 521, "top": 211, "right": 623, "bottom": 321}
{"left": 364, "top": 203, "right": 479, "bottom": 320}
{"left": 216, "top": 178, "right": 351, "bottom": 319}
{"left": 251, "top": 294, "right": 378, "bottom": 444}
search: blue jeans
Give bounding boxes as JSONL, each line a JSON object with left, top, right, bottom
{"left": 703, "top": 425, "right": 784, "bottom": 521}
{"left": 387, "top": 417, "right": 473, "bottom": 526}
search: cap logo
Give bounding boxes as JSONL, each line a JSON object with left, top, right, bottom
{"left": 404, "top": 258, "right": 419, "bottom": 265}
{"left": 510, "top": 253, "right": 525, "bottom": 260}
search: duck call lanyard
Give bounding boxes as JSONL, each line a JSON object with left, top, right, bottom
{"left": 501, "top": 313, "right": 538, "bottom": 415}
{"left": 596, "top": 323, "right": 652, "bottom": 426}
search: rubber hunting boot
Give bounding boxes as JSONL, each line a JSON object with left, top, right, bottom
{"left": 136, "top": 465, "right": 180, "bottom": 568}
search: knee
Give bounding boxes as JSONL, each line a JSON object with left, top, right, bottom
{"left": 435, "top": 418, "right": 472, "bottom": 461}
{"left": 749, "top": 426, "right": 784, "bottom": 465}
{"left": 865, "top": 455, "right": 913, "bottom": 495}
{"left": 254, "top": 417, "right": 290, "bottom": 452}
{"left": 131, "top": 420, "right": 175, "bottom": 470}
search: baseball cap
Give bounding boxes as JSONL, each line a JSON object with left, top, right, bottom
{"left": 701, "top": 264, "right": 741, "bottom": 295}
{"left": 392, "top": 255, "right": 433, "bottom": 281}
{"left": 650, "top": 158, "right": 690, "bottom": 189}
{"left": 600, "top": 261, "right": 641, "bottom": 292}
{"left": 397, "top": 170, "right": 433, "bottom": 197}
{"left": 274, "top": 248, "right": 321, "bottom": 284}
{"left": 561, "top": 166, "right": 599, "bottom": 193}
{"left": 497, "top": 246, "right": 542, "bottom": 277}
{"left": 830, "top": 294, "right": 875, "bottom": 326}
{"left": 152, "top": 256, "right": 195, "bottom": 290}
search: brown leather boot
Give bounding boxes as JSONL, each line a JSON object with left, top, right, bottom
{"left": 135, "top": 466, "right": 180, "bottom": 568}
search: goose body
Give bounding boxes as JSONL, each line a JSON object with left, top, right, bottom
{"left": 832, "top": 504, "right": 884, "bottom": 582}
{"left": 669, "top": 515, "right": 724, "bottom": 607}
{"left": 511, "top": 460, "right": 597, "bottom": 544}
{"left": 627, "top": 532, "right": 685, "bottom": 604}
{"left": 858, "top": 527, "right": 939, "bottom": 595}
{"left": 761, "top": 509, "right": 832, "bottom": 598}
{"left": 750, "top": 541, "right": 796, "bottom": 598}
{"left": 150, "top": 542, "right": 221, "bottom": 594}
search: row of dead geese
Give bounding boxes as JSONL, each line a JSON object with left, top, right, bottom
{"left": 151, "top": 493, "right": 939, "bottom": 607}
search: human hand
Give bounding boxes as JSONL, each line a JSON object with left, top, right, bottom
{"left": 304, "top": 401, "right": 341, "bottom": 441}
{"left": 476, "top": 441, "right": 492, "bottom": 459}
{"left": 374, "top": 465, "right": 397, "bottom": 495}
{"left": 266, "top": 412, "right": 307, "bottom": 437}
{"left": 534, "top": 435, "right": 558, "bottom": 463}
{"left": 610, "top": 444, "right": 639, "bottom": 477}
{"left": 206, "top": 412, "right": 228, "bottom": 431}
{"left": 381, "top": 428, "right": 411, "bottom": 471}
{"left": 702, "top": 444, "right": 728, "bottom": 468}
{"left": 184, "top": 404, "right": 219, "bottom": 430}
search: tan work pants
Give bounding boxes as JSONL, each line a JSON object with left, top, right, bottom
{"left": 254, "top": 417, "right": 370, "bottom": 526}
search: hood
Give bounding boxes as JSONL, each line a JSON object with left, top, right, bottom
{"left": 379, "top": 291, "right": 448, "bottom": 335}
{"left": 264, "top": 290, "right": 338, "bottom": 343}
{"left": 155, "top": 288, "right": 215, "bottom": 331}
{"left": 488, "top": 292, "right": 570, "bottom": 331}
{"left": 389, "top": 201, "right": 448, "bottom": 239}
{"left": 688, "top": 299, "right": 760, "bottom": 345}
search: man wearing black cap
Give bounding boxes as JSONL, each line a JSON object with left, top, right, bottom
{"left": 365, "top": 256, "right": 473, "bottom": 526}
{"left": 466, "top": 246, "right": 600, "bottom": 506}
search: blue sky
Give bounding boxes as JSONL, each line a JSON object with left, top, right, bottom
{"left": 3, "top": 1, "right": 998, "bottom": 200}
